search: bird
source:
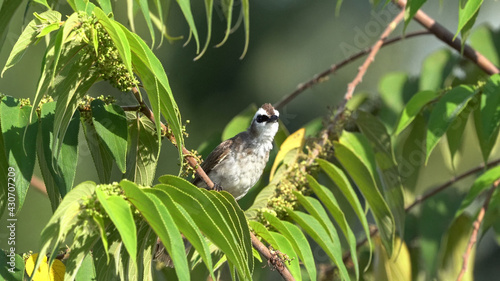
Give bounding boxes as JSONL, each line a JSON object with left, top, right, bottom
{"left": 192, "top": 103, "right": 280, "bottom": 200}
{"left": 154, "top": 103, "right": 280, "bottom": 266}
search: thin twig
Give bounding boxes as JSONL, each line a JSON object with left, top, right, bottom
{"left": 130, "top": 87, "right": 295, "bottom": 280}
{"left": 273, "top": 30, "right": 431, "bottom": 110}
{"left": 344, "top": 9, "right": 405, "bottom": 101}
{"left": 395, "top": 0, "right": 499, "bottom": 75}
{"left": 456, "top": 179, "right": 499, "bottom": 281}
{"left": 30, "top": 175, "right": 47, "bottom": 195}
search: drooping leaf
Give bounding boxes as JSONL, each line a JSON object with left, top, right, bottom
{"left": 37, "top": 102, "right": 80, "bottom": 210}
{"left": 1, "top": 10, "right": 62, "bottom": 77}
{"left": 82, "top": 116, "right": 113, "bottom": 184}
{"left": 373, "top": 236, "right": 412, "bottom": 281}
{"left": 302, "top": 178, "right": 359, "bottom": 279}
{"left": 469, "top": 26, "right": 500, "bottom": 66}
{"left": 455, "top": 165, "right": 500, "bottom": 218}
{"left": 240, "top": 0, "right": 250, "bottom": 59}
{"left": 157, "top": 175, "right": 253, "bottom": 279}
{"left": 0, "top": 0, "right": 25, "bottom": 56}
{"left": 194, "top": 0, "right": 214, "bottom": 60}
{"left": 419, "top": 49, "right": 456, "bottom": 91}
{"left": 120, "top": 180, "right": 189, "bottom": 280}
{"left": 446, "top": 99, "right": 473, "bottom": 163}
{"left": 286, "top": 209, "right": 350, "bottom": 281}
{"left": 394, "top": 90, "right": 439, "bottom": 135}
{"left": 135, "top": 0, "right": 155, "bottom": 47}
{"left": 264, "top": 212, "right": 317, "bottom": 281}
{"left": 334, "top": 141, "right": 395, "bottom": 256}
{"left": 96, "top": 0, "right": 113, "bottom": 15}
{"left": 96, "top": 188, "right": 137, "bottom": 263}
{"left": 176, "top": 0, "right": 200, "bottom": 53}
{"left": 124, "top": 112, "right": 159, "bottom": 186}
{"left": 404, "top": 0, "right": 427, "bottom": 31}
{"left": 216, "top": 0, "right": 234, "bottom": 48}
{"left": 426, "top": 85, "right": 476, "bottom": 163}
{"left": 1, "top": 96, "right": 38, "bottom": 212}
{"left": 91, "top": 100, "right": 128, "bottom": 173}
{"left": 455, "top": 0, "right": 483, "bottom": 41}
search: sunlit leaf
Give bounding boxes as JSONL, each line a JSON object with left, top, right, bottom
{"left": 394, "top": 90, "right": 439, "bottom": 135}
{"left": 373, "top": 236, "right": 412, "bottom": 281}
{"left": 455, "top": 0, "right": 483, "bottom": 41}
{"left": 419, "top": 49, "right": 456, "bottom": 91}
{"left": 404, "top": 0, "right": 427, "bottom": 31}
{"left": 270, "top": 128, "right": 305, "bottom": 181}
{"left": 222, "top": 104, "right": 256, "bottom": 141}
{"left": 26, "top": 253, "right": 65, "bottom": 281}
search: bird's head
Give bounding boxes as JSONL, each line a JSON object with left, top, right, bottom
{"left": 250, "top": 103, "right": 279, "bottom": 140}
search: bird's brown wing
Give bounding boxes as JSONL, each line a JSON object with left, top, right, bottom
{"left": 192, "top": 138, "right": 234, "bottom": 186}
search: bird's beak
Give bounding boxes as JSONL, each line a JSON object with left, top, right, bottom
{"left": 267, "top": 115, "right": 279, "bottom": 123}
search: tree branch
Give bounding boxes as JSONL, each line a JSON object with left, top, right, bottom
{"left": 273, "top": 30, "right": 431, "bottom": 110}
{"left": 130, "top": 87, "right": 295, "bottom": 280}
{"left": 395, "top": 0, "right": 499, "bottom": 75}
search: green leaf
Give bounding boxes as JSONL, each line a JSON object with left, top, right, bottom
{"left": 96, "top": 188, "right": 137, "bottom": 263}
{"left": 0, "top": 252, "right": 24, "bottom": 281}
{"left": 96, "top": 0, "right": 113, "bottom": 15}
{"left": 216, "top": 0, "right": 233, "bottom": 48}
{"left": 436, "top": 214, "right": 475, "bottom": 281}
{"left": 269, "top": 232, "right": 301, "bottom": 281}
{"left": 426, "top": 85, "right": 476, "bottom": 163}
{"left": 65, "top": 230, "right": 100, "bottom": 280}
{"left": 1, "top": 10, "right": 62, "bottom": 77}
{"left": 248, "top": 220, "right": 278, "bottom": 248}
{"left": 119, "top": 23, "right": 184, "bottom": 166}
{"left": 135, "top": 0, "right": 155, "bottom": 46}
{"left": 357, "top": 111, "right": 405, "bottom": 241}
{"left": 157, "top": 175, "right": 253, "bottom": 280}
{"left": 1, "top": 96, "right": 38, "bottom": 212}
{"left": 286, "top": 209, "right": 350, "bottom": 281}
{"left": 0, "top": 107, "right": 8, "bottom": 218}
{"left": 455, "top": 0, "right": 483, "bottom": 40}
{"left": 334, "top": 141, "right": 395, "bottom": 256}
{"left": 244, "top": 183, "right": 276, "bottom": 220}
{"left": 143, "top": 188, "right": 215, "bottom": 280}
{"left": 469, "top": 26, "right": 500, "bottom": 66}
{"left": 264, "top": 212, "right": 316, "bottom": 281}
{"left": 82, "top": 116, "right": 113, "bottom": 183}
{"left": 419, "top": 49, "right": 455, "bottom": 91}
{"left": 455, "top": 165, "right": 500, "bottom": 218}
{"left": 446, "top": 100, "right": 472, "bottom": 162}
{"left": 294, "top": 191, "right": 359, "bottom": 280}
{"left": 240, "top": 0, "right": 250, "bottom": 59}
{"left": 91, "top": 100, "right": 128, "bottom": 173}
{"left": 33, "top": 181, "right": 96, "bottom": 280}
{"left": 404, "top": 0, "right": 427, "bottom": 31}
{"left": 37, "top": 102, "right": 79, "bottom": 210}
{"left": 394, "top": 90, "right": 439, "bottom": 135}
{"left": 301, "top": 179, "right": 359, "bottom": 279}
{"left": 194, "top": 0, "right": 214, "bottom": 60}
{"left": 120, "top": 180, "right": 190, "bottom": 280}
{"left": 373, "top": 237, "right": 412, "bottom": 281}
{"left": 75, "top": 254, "right": 97, "bottom": 280}
{"left": 315, "top": 161, "right": 373, "bottom": 260}
{"left": 124, "top": 112, "right": 159, "bottom": 186}
{"left": 176, "top": 0, "right": 200, "bottom": 53}
{"left": 222, "top": 104, "right": 257, "bottom": 140}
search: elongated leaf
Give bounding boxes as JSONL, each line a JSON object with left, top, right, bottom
{"left": 91, "top": 100, "right": 127, "bottom": 173}
{"left": 302, "top": 179, "right": 359, "bottom": 279}
{"left": 264, "top": 213, "right": 316, "bottom": 281}
{"left": 64, "top": 230, "right": 100, "bottom": 281}
{"left": 0, "top": 107, "right": 8, "bottom": 217}
{"left": 373, "top": 236, "right": 412, "bottom": 281}
{"left": 37, "top": 102, "right": 79, "bottom": 209}
{"left": 419, "top": 49, "right": 455, "bottom": 91}
{"left": 446, "top": 100, "right": 472, "bottom": 162}
{"left": 143, "top": 188, "right": 215, "bottom": 280}
{"left": 394, "top": 90, "right": 439, "bottom": 135}
{"left": 426, "top": 85, "right": 475, "bottom": 163}
{"left": 455, "top": 165, "right": 500, "bottom": 218}
{"left": 135, "top": 0, "right": 155, "bottom": 46}
{"left": 397, "top": 114, "right": 426, "bottom": 193}
{"left": 469, "top": 26, "right": 500, "bottom": 66}
{"left": 334, "top": 141, "right": 395, "bottom": 256}
{"left": 240, "top": 0, "right": 250, "bottom": 59}
{"left": 176, "top": 0, "right": 200, "bottom": 53}
{"left": 286, "top": 209, "right": 350, "bottom": 281}
{"left": 269, "top": 232, "right": 301, "bottom": 281}
{"left": 315, "top": 161, "right": 373, "bottom": 260}
{"left": 119, "top": 23, "right": 183, "bottom": 165}
{"left": 82, "top": 117, "right": 113, "bottom": 183}
{"left": 97, "top": 0, "right": 113, "bottom": 15}
{"left": 0, "top": 251, "right": 24, "bottom": 281}
{"left": 404, "top": 0, "right": 427, "bottom": 31}
{"left": 455, "top": 0, "right": 483, "bottom": 40}
{"left": 0, "top": 0, "right": 24, "bottom": 55}
{"left": 357, "top": 111, "right": 405, "bottom": 241}
{"left": 96, "top": 188, "right": 137, "bottom": 263}
{"left": 31, "top": 181, "right": 96, "bottom": 281}
{"left": 216, "top": 0, "right": 233, "bottom": 48}
{"left": 124, "top": 112, "right": 159, "bottom": 186}
{"left": 270, "top": 128, "right": 305, "bottom": 181}
{"left": 2, "top": 10, "right": 62, "bottom": 76}
{"left": 194, "top": 0, "right": 214, "bottom": 60}
{"left": 1, "top": 96, "right": 38, "bottom": 212}
{"left": 157, "top": 175, "right": 252, "bottom": 279}
{"left": 120, "top": 180, "right": 189, "bottom": 280}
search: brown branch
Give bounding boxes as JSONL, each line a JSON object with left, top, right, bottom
{"left": 456, "top": 179, "right": 499, "bottom": 281}
{"left": 344, "top": 9, "right": 405, "bottom": 101}
{"left": 130, "top": 87, "right": 294, "bottom": 280}
{"left": 395, "top": 0, "right": 499, "bottom": 75}
{"left": 273, "top": 30, "right": 431, "bottom": 110}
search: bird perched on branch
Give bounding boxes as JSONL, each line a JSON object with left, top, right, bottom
{"left": 155, "top": 103, "right": 280, "bottom": 265}
{"left": 193, "top": 103, "right": 280, "bottom": 199}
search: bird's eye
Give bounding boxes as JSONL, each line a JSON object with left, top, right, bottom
{"left": 256, "top": 115, "right": 269, "bottom": 123}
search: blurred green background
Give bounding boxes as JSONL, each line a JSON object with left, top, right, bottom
{"left": 1, "top": 0, "right": 500, "bottom": 279}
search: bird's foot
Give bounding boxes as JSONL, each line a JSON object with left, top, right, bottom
{"left": 213, "top": 183, "right": 223, "bottom": 192}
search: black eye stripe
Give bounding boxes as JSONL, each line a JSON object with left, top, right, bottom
{"left": 256, "top": 115, "right": 269, "bottom": 123}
